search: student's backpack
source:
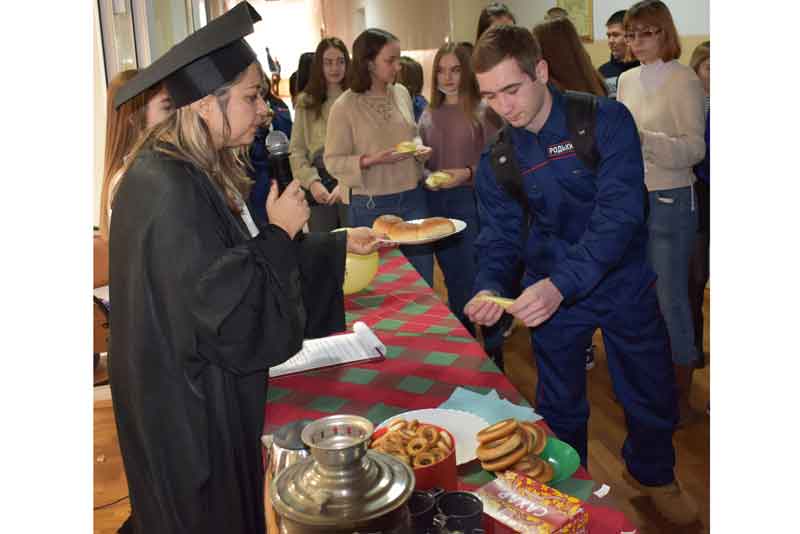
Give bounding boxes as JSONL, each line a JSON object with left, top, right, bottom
{"left": 487, "top": 90, "right": 647, "bottom": 241}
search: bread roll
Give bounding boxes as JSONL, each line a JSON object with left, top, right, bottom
{"left": 419, "top": 217, "right": 455, "bottom": 239}
{"left": 396, "top": 141, "right": 417, "bottom": 153}
{"left": 388, "top": 222, "right": 420, "bottom": 241}
{"left": 425, "top": 171, "right": 453, "bottom": 188}
{"left": 372, "top": 214, "right": 404, "bottom": 235}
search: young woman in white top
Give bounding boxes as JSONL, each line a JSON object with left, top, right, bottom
{"left": 617, "top": 0, "right": 706, "bottom": 423}
{"left": 289, "top": 37, "right": 350, "bottom": 231}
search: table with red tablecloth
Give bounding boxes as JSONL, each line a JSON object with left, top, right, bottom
{"left": 265, "top": 248, "right": 637, "bottom": 533}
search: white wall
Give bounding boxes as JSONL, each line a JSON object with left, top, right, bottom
{"left": 505, "top": 0, "right": 709, "bottom": 37}
{"left": 94, "top": 3, "right": 107, "bottom": 228}
{"left": 245, "top": 0, "right": 320, "bottom": 80}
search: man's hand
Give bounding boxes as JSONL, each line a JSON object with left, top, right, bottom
{"left": 507, "top": 278, "right": 563, "bottom": 327}
{"left": 464, "top": 290, "right": 505, "bottom": 327}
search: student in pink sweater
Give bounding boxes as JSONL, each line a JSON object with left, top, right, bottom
{"left": 419, "top": 42, "right": 496, "bottom": 336}
{"left": 617, "top": 0, "right": 706, "bottom": 425}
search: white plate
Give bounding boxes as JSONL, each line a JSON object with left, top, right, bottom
{"left": 378, "top": 218, "right": 466, "bottom": 246}
{"left": 376, "top": 408, "right": 488, "bottom": 465}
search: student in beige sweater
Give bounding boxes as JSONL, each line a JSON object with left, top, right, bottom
{"left": 617, "top": 0, "right": 706, "bottom": 427}
{"left": 289, "top": 37, "right": 350, "bottom": 232}
{"left": 325, "top": 28, "right": 435, "bottom": 285}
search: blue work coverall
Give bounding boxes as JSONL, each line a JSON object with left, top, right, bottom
{"left": 473, "top": 86, "right": 679, "bottom": 486}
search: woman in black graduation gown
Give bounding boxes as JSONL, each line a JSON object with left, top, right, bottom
{"left": 107, "top": 4, "right": 382, "bottom": 533}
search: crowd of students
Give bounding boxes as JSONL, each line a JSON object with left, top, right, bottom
{"left": 99, "top": 1, "right": 710, "bottom": 531}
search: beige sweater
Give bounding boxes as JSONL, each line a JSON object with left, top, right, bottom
{"left": 617, "top": 60, "right": 706, "bottom": 191}
{"left": 324, "top": 83, "right": 422, "bottom": 197}
{"left": 288, "top": 89, "right": 349, "bottom": 203}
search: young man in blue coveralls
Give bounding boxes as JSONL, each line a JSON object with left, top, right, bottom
{"left": 464, "top": 25, "right": 698, "bottom": 526}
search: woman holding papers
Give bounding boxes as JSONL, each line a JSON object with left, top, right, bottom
{"left": 108, "top": 4, "right": 381, "bottom": 533}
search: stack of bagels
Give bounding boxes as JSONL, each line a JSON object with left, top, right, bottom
{"left": 372, "top": 214, "right": 455, "bottom": 242}
{"left": 475, "top": 418, "right": 554, "bottom": 484}
{"left": 370, "top": 418, "right": 454, "bottom": 468}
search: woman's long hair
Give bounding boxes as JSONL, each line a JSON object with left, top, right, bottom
{"left": 429, "top": 43, "right": 482, "bottom": 126}
{"left": 533, "top": 17, "right": 608, "bottom": 97}
{"left": 99, "top": 70, "right": 163, "bottom": 238}
{"left": 121, "top": 64, "right": 261, "bottom": 215}
{"left": 298, "top": 37, "right": 350, "bottom": 119}
{"left": 349, "top": 28, "right": 399, "bottom": 93}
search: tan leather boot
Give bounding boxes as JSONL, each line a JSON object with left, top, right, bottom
{"left": 624, "top": 471, "right": 699, "bottom": 526}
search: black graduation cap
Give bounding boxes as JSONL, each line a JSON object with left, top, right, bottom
{"left": 114, "top": 1, "right": 262, "bottom": 109}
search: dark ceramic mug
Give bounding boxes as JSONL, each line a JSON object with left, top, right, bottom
{"left": 432, "top": 491, "right": 484, "bottom": 534}
{"left": 409, "top": 488, "right": 445, "bottom": 534}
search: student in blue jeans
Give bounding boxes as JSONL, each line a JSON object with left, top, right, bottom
{"left": 419, "top": 43, "right": 497, "bottom": 335}
{"left": 325, "top": 29, "right": 434, "bottom": 285}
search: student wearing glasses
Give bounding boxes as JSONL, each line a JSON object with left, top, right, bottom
{"left": 617, "top": 0, "right": 706, "bottom": 426}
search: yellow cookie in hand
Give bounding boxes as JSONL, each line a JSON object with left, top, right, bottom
{"left": 396, "top": 141, "right": 418, "bottom": 153}
{"left": 425, "top": 171, "right": 453, "bottom": 188}
{"left": 476, "top": 295, "right": 515, "bottom": 309}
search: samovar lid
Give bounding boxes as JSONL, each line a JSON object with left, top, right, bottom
{"left": 271, "top": 414, "right": 415, "bottom": 527}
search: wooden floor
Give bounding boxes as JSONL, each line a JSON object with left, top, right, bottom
{"left": 93, "top": 267, "right": 710, "bottom": 533}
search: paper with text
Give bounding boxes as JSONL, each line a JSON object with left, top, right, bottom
{"left": 268, "top": 321, "right": 385, "bottom": 378}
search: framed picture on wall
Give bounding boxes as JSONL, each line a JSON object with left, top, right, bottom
{"left": 557, "top": 0, "right": 594, "bottom": 42}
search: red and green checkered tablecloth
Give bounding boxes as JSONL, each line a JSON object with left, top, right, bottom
{"left": 264, "top": 248, "right": 637, "bottom": 531}
{"left": 265, "top": 248, "right": 528, "bottom": 430}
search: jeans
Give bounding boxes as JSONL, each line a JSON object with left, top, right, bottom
{"left": 426, "top": 186, "right": 479, "bottom": 336}
{"left": 349, "top": 185, "right": 434, "bottom": 286}
{"left": 647, "top": 186, "right": 699, "bottom": 366}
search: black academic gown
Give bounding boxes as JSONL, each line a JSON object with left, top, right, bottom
{"left": 108, "top": 146, "right": 346, "bottom": 534}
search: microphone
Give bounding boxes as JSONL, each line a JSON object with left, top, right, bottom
{"left": 265, "top": 130, "right": 293, "bottom": 194}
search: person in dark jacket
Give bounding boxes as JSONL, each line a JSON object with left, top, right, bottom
{"left": 108, "top": 4, "right": 381, "bottom": 533}
{"left": 598, "top": 10, "right": 640, "bottom": 98}
{"left": 464, "top": 25, "right": 698, "bottom": 526}
{"left": 248, "top": 74, "right": 293, "bottom": 224}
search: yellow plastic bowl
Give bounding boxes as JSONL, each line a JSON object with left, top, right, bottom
{"left": 332, "top": 228, "right": 380, "bottom": 295}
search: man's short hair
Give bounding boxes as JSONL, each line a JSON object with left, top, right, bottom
{"left": 472, "top": 24, "right": 542, "bottom": 80}
{"left": 606, "top": 10, "right": 626, "bottom": 27}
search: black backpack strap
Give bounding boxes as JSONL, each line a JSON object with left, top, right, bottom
{"left": 564, "top": 90, "right": 649, "bottom": 221}
{"left": 564, "top": 90, "right": 600, "bottom": 173}
{"left": 488, "top": 125, "right": 532, "bottom": 251}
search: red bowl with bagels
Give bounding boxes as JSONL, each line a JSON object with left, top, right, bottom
{"left": 370, "top": 419, "right": 458, "bottom": 491}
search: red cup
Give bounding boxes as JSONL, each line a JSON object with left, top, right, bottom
{"left": 371, "top": 424, "right": 458, "bottom": 491}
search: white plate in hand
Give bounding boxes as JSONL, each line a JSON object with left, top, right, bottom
{"left": 378, "top": 218, "right": 466, "bottom": 245}
{"left": 376, "top": 408, "right": 488, "bottom": 465}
